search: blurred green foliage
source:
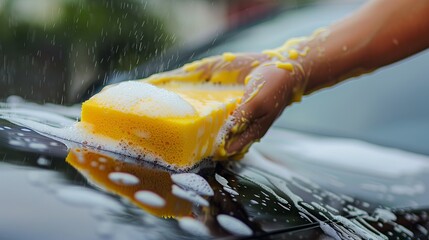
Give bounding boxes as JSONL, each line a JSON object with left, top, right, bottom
{"left": 0, "top": 0, "right": 173, "bottom": 103}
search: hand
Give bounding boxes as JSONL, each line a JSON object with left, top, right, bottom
{"left": 145, "top": 52, "right": 270, "bottom": 85}
{"left": 145, "top": 50, "right": 307, "bottom": 160}
{"left": 146, "top": 0, "right": 429, "bottom": 160}
{"left": 221, "top": 60, "right": 305, "bottom": 159}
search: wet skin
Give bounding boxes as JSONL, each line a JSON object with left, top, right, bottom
{"left": 145, "top": 0, "right": 429, "bottom": 159}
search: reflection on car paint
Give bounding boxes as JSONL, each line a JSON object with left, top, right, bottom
{"left": 108, "top": 172, "right": 141, "bottom": 186}
{"left": 36, "top": 155, "right": 52, "bottom": 166}
{"left": 1, "top": 100, "right": 429, "bottom": 239}
{"left": 66, "top": 147, "right": 194, "bottom": 218}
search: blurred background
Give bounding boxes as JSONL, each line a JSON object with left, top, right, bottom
{"left": 0, "top": 0, "right": 315, "bottom": 104}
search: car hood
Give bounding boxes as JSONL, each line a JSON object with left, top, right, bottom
{"left": 0, "top": 102, "right": 428, "bottom": 239}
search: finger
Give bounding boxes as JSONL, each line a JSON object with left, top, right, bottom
{"left": 224, "top": 64, "right": 296, "bottom": 156}
{"left": 210, "top": 53, "right": 270, "bottom": 84}
{"left": 225, "top": 116, "right": 271, "bottom": 159}
{"left": 144, "top": 68, "right": 189, "bottom": 84}
{"left": 145, "top": 53, "right": 270, "bottom": 85}
{"left": 144, "top": 57, "right": 219, "bottom": 84}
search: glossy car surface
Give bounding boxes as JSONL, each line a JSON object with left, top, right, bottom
{"left": 1, "top": 1, "right": 429, "bottom": 239}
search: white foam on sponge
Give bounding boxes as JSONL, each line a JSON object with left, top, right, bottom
{"left": 5, "top": 117, "right": 181, "bottom": 170}
{"left": 92, "top": 81, "right": 197, "bottom": 118}
{"left": 215, "top": 114, "right": 236, "bottom": 149}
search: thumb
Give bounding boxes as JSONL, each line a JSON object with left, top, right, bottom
{"left": 144, "top": 57, "right": 219, "bottom": 84}
{"left": 223, "top": 64, "right": 297, "bottom": 158}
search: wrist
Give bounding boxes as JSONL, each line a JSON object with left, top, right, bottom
{"left": 300, "top": 25, "right": 371, "bottom": 95}
{"left": 261, "top": 37, "right": 314, "bottom": 103}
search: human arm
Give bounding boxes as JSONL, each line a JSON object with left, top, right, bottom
{"left": 146, "top": 0, "right": 429, "bottom": 159}
{"left": 222, "top": 0, "right": 429, "bottom": 157}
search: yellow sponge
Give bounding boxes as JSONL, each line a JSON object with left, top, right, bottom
{"left": 80, "top": 81, "right": 243, "bottom": 169}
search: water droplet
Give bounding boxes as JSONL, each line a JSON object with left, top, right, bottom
{"left": 29, "top": 143, "right": 48, "bottom": 150}
{"left": 37, "top": 156, "right": 51, "bottom": 166}
{"left": 134, "top": 190, "right": 165, "bottom": 208}
{"left": 373, "top": 208, "right": 397, "bottom": 222}
{"left": 215, "top": 173, "right": 228, "bottom": 187}
{"left": 108, "top": 172, "right": 140, "bottom": 186}
{"left": 171, "top": 173, "right": 213, "bottom": 196}
{"left": 223, "top": 186, "right": 239, "bottom": 196}
{"left": 320, "top": 222, "right": 341, "bottom": 240}
{"left": 217, "top": 214, "right": 252, "bottom": 236}
{"left": 250, "top": 200, "right": 258, "bottom": 205}
{"left": 56, "top": 187, "right": 122, "bottom": 211}
{"left": 178, "top": 217, "right": 210, "bottom": 236}
{"left": 9, "top": 140, "right": 24, "bottom": 146}
{"left": 417, "top": 224, "right": 428, "bottom": 235}
{"left": 171, "top": 185, "right": 208, "bottom": 206}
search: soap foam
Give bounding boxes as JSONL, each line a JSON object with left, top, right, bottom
{"left": 216, "top": 214, "right": 253, "bottom": 236}
{"left": 178, "top": 217, "right": 210, "bottom": 237}
{"left": 1, "top": 91, "right": 235, "bottom": 170}
{"left": 171, "top": 184, "right": 209, "bottom": 206}
{"left": 108, "top": 172, "right": 140, "bottom": 186}
{"left": 134, "top": 190, "right": 166, "bottom": 208}
{"left": 92, "top": 81, "right": 197, "bottom": 118}
{"left": 4, "top": 116, "right": 191, "bottom": 171}
{"left": 215, "top": 114, "right": 236, "bottom": 149}
{"left": 171, "top": 173, "right": 214, "bottom": 196}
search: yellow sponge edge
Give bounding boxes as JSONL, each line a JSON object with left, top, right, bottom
{"left": 80, "top": 82, "right": 243, "bottom": 168}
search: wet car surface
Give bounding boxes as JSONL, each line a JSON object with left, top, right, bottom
{"left": 2, "top": 1, "right": 429, "bottom": 239}
{"left": 1, "top": 101, "right": 429, "bottom": 239}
